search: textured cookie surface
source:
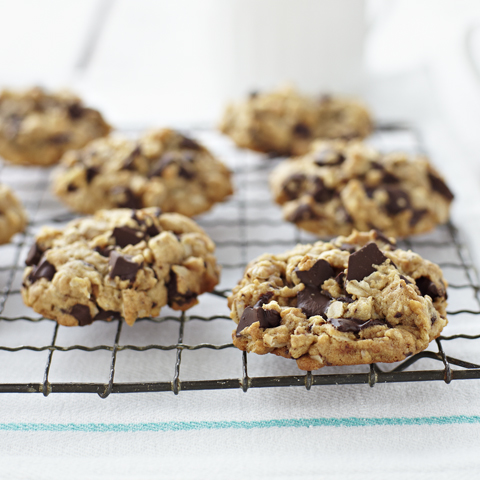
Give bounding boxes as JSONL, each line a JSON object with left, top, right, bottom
{"left": 0, "top": 184, "right": 28, "bottom": 244}
{"left": 53, "top": 128, "right": 233, "bottom": 216}
{"left": 219, "top": 85, "right": 372, "bottom": 156}
{"left": 229, "top": 230, "right": 448, "bottom": 371}
{"left": 0, "top": 87, "right": 111, "bottom": 166}
{"left": 22, "top": 208, "right": 220, "bottom": 326}
{"left": 270, "top": 140, "right": 454, "bottom": 237}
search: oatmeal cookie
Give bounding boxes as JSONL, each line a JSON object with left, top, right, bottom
{"left": 219, "top": 85, "right": 372, "bottom": 156}
{"left": 229, "top": 230, "right": 448, "bottom": 371}
{"left": 270, "top": 140, "right": 454, "bottom": 237}
{"left": 52, "top": 128, "right": 233, "bottom": 216}
{"left": 0, "top": 87, "right": 111, "bottom": 166}
{"left": 22, "top": 208, "right": 220, "bottom": 326}
{"left": 0, "top": 183, "right": 28, "bottom": 244}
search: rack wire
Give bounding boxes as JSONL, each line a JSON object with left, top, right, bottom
{"left": 0, "top": 124, "right": 479, "bottom": 397}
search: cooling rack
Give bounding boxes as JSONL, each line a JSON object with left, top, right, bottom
{"left": 0, "top": 124, "right": 479, "bottom": 397}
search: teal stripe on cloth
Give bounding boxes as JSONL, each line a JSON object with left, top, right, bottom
{"left": 0, "top": 416, "right": 480, "bottom": 432}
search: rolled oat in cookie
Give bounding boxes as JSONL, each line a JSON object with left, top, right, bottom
{"left": 52, "top": 128, "right": 233, "bottom": 216}
{"left": 0, "top": 87, "right": 110, "bottom": 166}
{"left": 229, "top": 230, "right": 448, "bottom": 371}
{"left": 22, "top": 208, "right": 220, "bottom": 326}
{"left": 270, "top": 139, "right": 454, "bottom": 237}
{"left": 219, "top": 85, "right": 372, "bottom": 156}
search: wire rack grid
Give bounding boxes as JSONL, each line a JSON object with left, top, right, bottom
{"left": 0, "top": 124, "right": 479, "bottom": 397}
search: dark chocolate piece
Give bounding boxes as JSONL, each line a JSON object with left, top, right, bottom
{"left": 28, "top": 258, "right": 56, "bottom": 283}
{"left": 67, "top": 103, "right": 84, "bottom": 119}
{"left": 149, "top": 152, "right": 194, "bottom": 180}
{"left": 328, "top": 317, "right": 387, "bottom": 333}
{"left": 236, "top": 292, "right": 281, "bottom": 336}
{"left": 122, "top": 146, "right": 142, "bottom": 171}
{"left": 94, "top": 245, "right": 114, "bottom": 257}
{"left": 111, "top": 187, "right": 143, "bottom": 209}
{"left": 108, "top": 251, "right": 140, "bottom": 282}
{"left": 337, "top": 295, "right": 354, "bottom": 303}
{"left": 287, "top": 204, "right": 319, "bottom": 223}
{"left": 399, "top": 275, "right": 412, "bottom": 285}
{"left": 384, "top": 186, "right": 411, "bottom": 215}
{"left": 312, "top": 177, "right": 335, "bottom": 203}
{"left": 346, "top": 242, "right": 388, "bottom": 282}
{"left": 335, "top": 271, "right": 346, "bottom": 287}
{"left": 297, "top": 287, "right": 331, "bottom": 318}
{"left": 282, "top": 174, "right": 307, "bottom": 200}
{"left": 382, "top": 172, "right": 399, "bottom": 184}
{"left": 313, "top": 149, "right": 345, "bottom": 167}
{"left": 373, "top": 229, "right": 396, "bottom": 246}
{"left": 25, "top": 243, "right": 44, "bottom": 266}
{"left": 85, "top": 166, "right": 99, "bottom": 183}
{"left": 179, "top": 135, "right": 201, "bottom": 150}
{"left": 292, "top": 122, "right": 311, "bottom": 138}
{"left": 167, "top": 270, "right": 197, "bottom": 307}
{"left": 94, "top": 308, "right": 118, "bottom": 321}
{"left": 70, "top": 304, "right": 92, "bottom": 326}
{"left": 416, "top": 276, "right": 440, "bottom": 299}
{"left": 409, "top": 208, "right": 428, "bottom": 226}
{"left": 295, "top": 259, "right": 334, "bottom": 288}
{"left": 428, "top": 173, "right": 454, "bottom": 201}
{"left": 111, "top": 226, "right": 144, "bottom": 248}
{"left": 394, "top": 312, "right": 402, "bottom": 318}
{"left": 67, "top": 183, "right": 77, "bottom": 192}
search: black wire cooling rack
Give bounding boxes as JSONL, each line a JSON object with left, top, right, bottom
{"left": 0, "top": 124, "right": 479, "bottom": 397}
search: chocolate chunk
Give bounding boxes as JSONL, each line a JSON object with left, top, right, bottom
{"left": 108, "top": 251, "right": 140, "bottom": 282}
{"left": 236, "top": 293, "right": 281, "bottom": 336}
{"left": 111, "top": 187, "right": 143, "bottom": 209}
{"left": 313, "top": 149, "right": 345, "bottom": 167}
{"left": 149, "top": 152, "right": 195, "bottom": 180}
{"left": 112, "top": 226, "right": 145, "bottom": 248}
{"left": 28, "top": 258, "right": 56, "bottom": 283}
{"left": 400, "top": 275, "right": 412, "bottom": 285}
{"left": 346, "top": 242, "right": 388, "bottom": 282}
{"left": 131, "top": 211, "right": 160, "bottom": 237}
{"left": 67, "top": 103, "right": 84, "bottom": 119}
{"left": 70, "top": 304, "right": 92, "bottom": 326}
{"left": 49, "top": 133, "right": 71, "bottom": 144}
{"left": 179, "top": 135, "right": 201, "bottom": 150}
{"left": 282, "top": 174, "right": 307, "bottom": 200}
{"left": 297, "top": 287, "right": 332, "bottom": 318}
{"left": 410, "top": 208, "right": 428, "bottom": 226}
{"left": 25, "top": 243, "right": 44, "bottom": 266}
{"left": 428, "top": 173, "right": 454, "bottom": 201}
{"left": 287, "top": 204, "right": 319, "bottom": 223}
{"left": 295, "top": 259, "right": 334, "bottom": 288}
{"left": 416, "top": 276, "right": 440, "bottom": 299}
{"left": 292, "top": 123, "right": 311, "bottom": 138}
{"left": 122, "top": 146, "right": 142, "bottom": 171}
{"left": 67, "top": 183, "right": 77, "bottom": 192}
{"left": 85, "top": 166, "right": 99, "bottom": 183}
{"left": 394, "top": 312, "right": 402, "bottom": 318}
{"left": 371, "top": 161, "right": 384, "bottom": 171}
{"left": 335, "top": 271, "right": 346, "bottom": 287}
{"left": 337, "top": 295, "right": 354, "bottom": 303}
{"left": 431, "top": 316, "right": 437, "bottom": 325}
{"left": 373, "top": 229, "right": 396, "bottom": 246}
{"left": 167, "top": 270, "right": 197, "bottom": 307}
{"left": 382, "top": 172, "right": 399, "bottom": 184}
{"left": 94, "top": 245, "right": 114, "bottom": 257}
{"left": 312, "top": 177, "right": 335, "bottom": 203}
{"left": 384, "top": 186, "right": 411, "bottom": 214}
{"left": 94, "top": 308, "right": 118, "bottom": 321}
{"left": 364, "top": 186, "right": 375, "bottom": 198}
{"left": 328, "top": 317, "right": 387, "bottom": 333}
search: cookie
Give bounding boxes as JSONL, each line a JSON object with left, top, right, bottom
{"left": 219, "top": 85, "right": 372, "bottom": 156}
{"left": 52, "top": 128, "right": 233, "bottom": 216}
{"left": 270, "top": 140, "right": 454, "bottom": 238}
{"left": 0, "top": 183, "right": 28, "bottom": 244}
{"left": 0, "top": 87, "right": 111, "bottom": 166}
{"left": 22, "top": 207, "right": 220, "bottom": 326}
{"left": 229, "top": 230, "right": 448, "bottom": 371}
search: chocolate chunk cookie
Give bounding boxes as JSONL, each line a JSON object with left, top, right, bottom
{"left": 22, "top": 208, "right": 220, "bottom": 326}
{"left": 0, "top": 87, "right": 111, "bottom": 166}
{"left": 219, "top": 85, "right": 372, "bottom": 156}
{"left": 229, "top": 230, "right": 448, "bottom": 371}
{"left": 0, "top": 184, "right": 28, "bottom": 244}
{"left": 270, "top": 140, "right": 454, "bottom": 237}
{"left": 52, "top": 129, "right": 233, "bottom": 216}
